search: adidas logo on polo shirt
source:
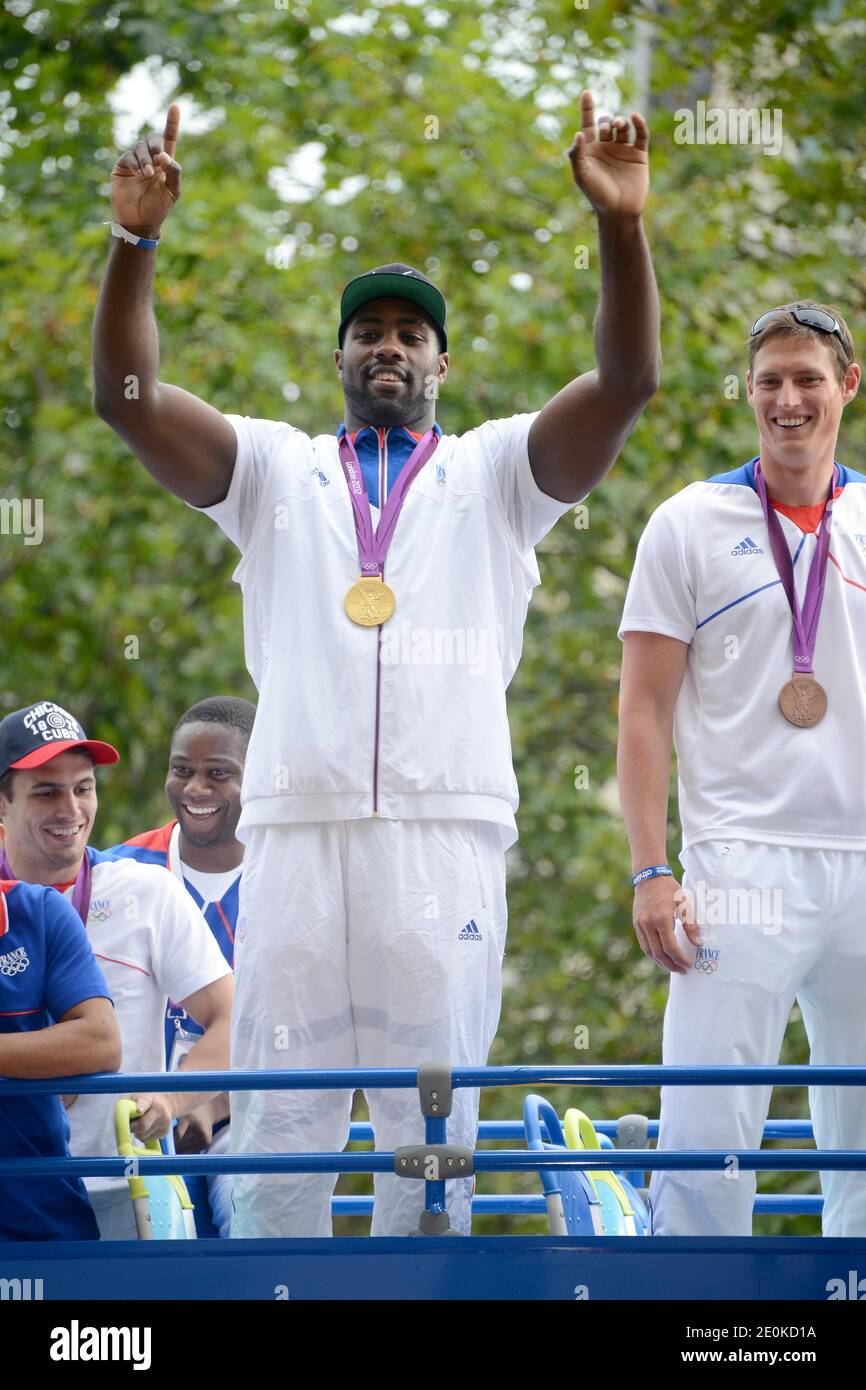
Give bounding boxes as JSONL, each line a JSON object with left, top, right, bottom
{"left": 458, "top": 919, "right": 482, "bottom": 942}
{"left": 618, "top": 456, "right": 866, "bottom": 856}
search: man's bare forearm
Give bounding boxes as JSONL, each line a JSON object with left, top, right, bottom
{"left": 594, "top": 212, "right": 660, "bottom": 395}
{"left": 92, "top": 230, "right": 162, "bottom": 416}
{"left": 0, "top": 1013, "right": 119, "bottom": 1079}
{"left": 617, "top": 709, "right": 674, "bottom": 872}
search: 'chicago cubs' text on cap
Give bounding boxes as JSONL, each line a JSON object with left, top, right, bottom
{"left": 0, "top": 702, "right": 119, "bottom": 778}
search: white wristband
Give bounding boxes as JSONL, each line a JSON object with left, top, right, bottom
{"left": 103, "top": 220, "right": 161, "bottom": 249}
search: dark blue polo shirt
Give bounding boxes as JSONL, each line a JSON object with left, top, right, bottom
{"left": 0, "top": 879, "right": 112, "bottom": 1241}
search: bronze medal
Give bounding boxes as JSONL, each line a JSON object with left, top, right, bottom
{"left": 778, "top": 673, "right": 827, "bottom": 727}
{"left": 344, "top": 576, "right": 396, "bottom": 627}
{"left": 752, "top": 460, "right": 838, "bottom": 735}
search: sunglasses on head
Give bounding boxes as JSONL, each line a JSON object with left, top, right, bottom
{"left": 751, "top": 304, "right": 846, "bottom": 347}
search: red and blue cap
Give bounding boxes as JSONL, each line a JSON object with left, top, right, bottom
{"left": 0, "top": 702, "right": 119, "bottom": 778}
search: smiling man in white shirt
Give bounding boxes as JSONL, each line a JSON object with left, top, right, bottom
{"left": 0, "top": 701, "right": 233, "bottom": 1240}
{"left": 108, "top": 695, "right": 254, "bottom": 1237}
{"left": 618, "top": 302, "right": 866, "bottom": 1237}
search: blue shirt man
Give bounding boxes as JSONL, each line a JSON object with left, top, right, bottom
{"left": 0, "top": 878, "right": 119, "bottom": 1241}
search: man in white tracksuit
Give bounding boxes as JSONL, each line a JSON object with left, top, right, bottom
{"left": 618, "top": 300, "right": 865, "bottom": 1236}
{"left": 93, "top": 93, "right": 661, "bottom": 1236}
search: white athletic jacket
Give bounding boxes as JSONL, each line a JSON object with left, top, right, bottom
{"left": 194, "top": 412, "right": 573, "bottom": 847}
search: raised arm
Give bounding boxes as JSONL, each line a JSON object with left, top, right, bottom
{"left": 528, "top": 91, "right": 660, "bottom": 503}
{"left": 92, "top": 103, "right": 237, "bottom": 507}
{"left": 618, "top": 631, "right": 699, "bottom": 974}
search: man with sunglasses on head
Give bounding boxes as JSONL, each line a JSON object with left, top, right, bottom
{"left": 618, "top": 301, "right": 866, "bottom": 1236}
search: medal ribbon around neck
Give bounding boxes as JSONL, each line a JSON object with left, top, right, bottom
{"left": 753, "top": 459, "right": 837, "bottom": 677}
{"left": 338, "top": 428, "right": 439, "bottom": 626}
{"left": 754, "top": 459, "right": 837, "bottom": 727}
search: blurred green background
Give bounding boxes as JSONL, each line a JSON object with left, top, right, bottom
{"left": 1, "top": 0, "right": 864, "bottom": 1235}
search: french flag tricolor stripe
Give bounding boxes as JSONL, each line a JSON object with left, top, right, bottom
{"left": 0, "top": 886, "right": 9, "bottom": 939}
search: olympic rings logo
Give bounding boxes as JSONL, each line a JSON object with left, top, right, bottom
{"left": 693, "top": 958, "right": 718, "bottom": 974}
{"left": 0, "top": 951, "right": 29, "bottom": 976}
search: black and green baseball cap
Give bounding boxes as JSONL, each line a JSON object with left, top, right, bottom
{"left": 338, "top": 263, "right": 448, "bottom": 350}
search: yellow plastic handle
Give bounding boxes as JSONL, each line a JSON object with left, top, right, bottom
{"left": 563, "top": 1108, "right": 601, "bottom": 1152}
{"left": 114, "top": 1098, "right": 161, "bottom": 1156}
{"left": 564, "top": 1107, "right": 634, "bottom": 1225}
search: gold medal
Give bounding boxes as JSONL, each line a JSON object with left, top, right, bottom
{"left": 344, "top": 576, "right": 396, "bottom": 627}
{"left": 779, "top": 674, "right": 827, "bottom": 727}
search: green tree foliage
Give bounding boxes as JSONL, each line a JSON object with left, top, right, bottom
{"left": 1, "top": 0, "right": 863, "bottom": 1233}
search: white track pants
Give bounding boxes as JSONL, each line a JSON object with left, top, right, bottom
{"left": 650, "top": 840, "right": 866, "bottom": 1237}
{"left": 229, "top": 819, "right": 508, "bottom": 1238}
{"left": 91, "top": 1190, "right": 137, "bottom": 1241}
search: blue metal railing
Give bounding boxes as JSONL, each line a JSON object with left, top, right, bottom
{"left": 0, "top": 1149, "right": 852, "bottom": 1179}
{"left": 346, "top": 1120, "right": 815, "bottom": 1142}
{"left": 2, "top": 1063, "right": 866, "bottom": 1095}
{"left": 0, "top": 1064, "right": 856, "bottom": 1230}
{"left": 332, "top": 1194, "right": 826, "bottom": 1216}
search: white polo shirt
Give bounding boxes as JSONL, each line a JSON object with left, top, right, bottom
{"left": 65, "top": 850, "right": 231, "bottom": 1201}
{"left": 619, "top": 458, "right": 866, "bottom": 853}
{"left": 193, "top": 413, "right": 573, "bottom": 848}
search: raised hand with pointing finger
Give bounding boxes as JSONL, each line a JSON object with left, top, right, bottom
{"left": 94, "top": 94, "right": 237, "bottom": 507}
{"left": 110, "top": 102, "right": 182, "bottom": 234}
{"left": 566, "top": 89, "right": 650, "bottom": 219}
